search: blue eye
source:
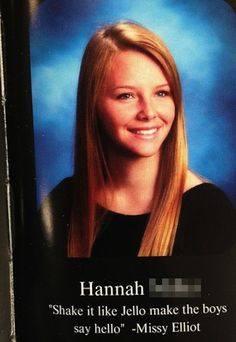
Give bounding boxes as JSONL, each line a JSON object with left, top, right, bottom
{"left": 117, "top": 93, "right": 135, "bottom": 100}
{"left": 156, "top": 90, "right": 170, "bottom": 97}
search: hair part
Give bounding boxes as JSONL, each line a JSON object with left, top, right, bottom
{"left": 68, "top": 21, "right": 187, "bottom": 257}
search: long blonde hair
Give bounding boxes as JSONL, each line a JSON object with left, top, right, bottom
{"left": 68, "top": 21, "right": 187, "bottom": 257}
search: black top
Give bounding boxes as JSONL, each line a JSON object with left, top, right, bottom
{"left": 37, "top": 178, "right": 236, "bottom": 257}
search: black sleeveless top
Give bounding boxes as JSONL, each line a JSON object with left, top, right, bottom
{"left": 37, "top": 178, "right": 236, "bottom": 257}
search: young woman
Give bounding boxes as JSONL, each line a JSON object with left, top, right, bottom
{"left": 39, "top": 21, "right": 236, "bottom": 258}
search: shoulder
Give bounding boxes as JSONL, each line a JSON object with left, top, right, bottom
{"left": 43, "top": 177, "right": 73, "bottom": 203}
{"left": 182, "top": 182, "right": 235, "bottom": 224}
{"left": 184, "top": 169, "right": 204, "bottom": 193}
{"left": 37, "top": 177, "right": 73, "bottom": 255}
{"left": 40, "top": 176, "right": 74, "bottom": 225}
{"left": 183, "top": 170, "right": 233, "bottom": 213}
{"left": 174, "top": 183, "right": 236, "bottom": 255}
{"left": 40, "top": 177, "right": 73, "bottom": 215}
{"left": 183, "top": 182, "right": 234, "bottom": 212}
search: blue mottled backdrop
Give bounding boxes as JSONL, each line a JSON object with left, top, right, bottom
{"left": 30, "top": 0, "right": 236, "bottom": 205}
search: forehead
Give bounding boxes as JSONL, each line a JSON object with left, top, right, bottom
{"left": 104, "top": 49, "right": 168, "bottom": 87}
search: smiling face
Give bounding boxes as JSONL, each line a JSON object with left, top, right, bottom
{"left": 97, "top": 50, "right": 175, "bottom": 160}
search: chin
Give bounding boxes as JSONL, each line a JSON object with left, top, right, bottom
{"left": 127, "top": 143, "right": 161, "bottom": 158}
{"left": 122, "top": 147, "right": 160, "bottom": 159}
{"left": 105, "top": 137, "right": 161, "bottom": 159}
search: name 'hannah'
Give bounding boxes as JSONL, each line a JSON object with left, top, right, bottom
{"left": 79, "top": 281, "right": 144, "bottom": 297}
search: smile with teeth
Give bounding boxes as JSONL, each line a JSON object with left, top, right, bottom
{"left": 129, "top": 127, "right": 158, "bottom": 137}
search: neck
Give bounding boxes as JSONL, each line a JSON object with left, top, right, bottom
{"left": 99, "top": 150, "right": 160, "bottom": 214}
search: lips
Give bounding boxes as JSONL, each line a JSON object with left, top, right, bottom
{"left": 128, "top": 127, "right": 159, "bottom": 136}
{"left": 131, "top": 128, "right": 157, "bottom": 136}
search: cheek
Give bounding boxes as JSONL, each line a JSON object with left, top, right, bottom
{"left": 167, "top": 106, "right": 176, "bottom": 137}
{"left": 160, "top": 101, "right": 175, "bottom": 125}
{"left": 169, "top": 109, "right": 175, "bottom": 125}
{"left": 97, "top": 101, "right": 128, "bottom": 131}
{"left": 97, "top": 107, "right": 120, "bottom": 136}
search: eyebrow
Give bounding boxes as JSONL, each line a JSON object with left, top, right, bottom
{"left": 111, "top": 83, "right": 170, "bottom": 91}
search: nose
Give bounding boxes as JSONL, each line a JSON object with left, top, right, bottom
{"left": 136, "top": 97, "right": 157, "bottom": 121}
